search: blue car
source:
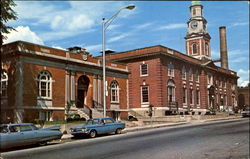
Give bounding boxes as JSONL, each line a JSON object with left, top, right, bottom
{"left": 0, "top": 123, "right": 63, "bottom": 149}
{"left": 70, "top": 117, "right": 125, "bottom": 138}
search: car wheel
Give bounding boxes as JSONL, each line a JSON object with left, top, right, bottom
{"left": 39, "top": 141, "right": 47, "bottom": 146}
{"left": 89, "top": 130, "right": 97, "bottom": 138}
{"left": 115, "top": 128, "right": 122, "bottom": 134}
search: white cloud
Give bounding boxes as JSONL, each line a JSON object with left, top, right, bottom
{"left": 108, "top": 33, "right": 131, "bottom": 43}
{"left": 237, "top": 69, "right": 250, "bottom": 87}
{"left": 157, "top": 23, "right": 186, "bottom": 30}
{"left": 134, "top": 22, "right": 153, "bottom": 29}
{"left": 51, "top": 46, "right": 66, "bottom": 50}
{"left": 85, "top": 44, "right": 102, "bottom": 53}
{"left": 10, "top": 1, "right": 133, "bottom": 42}
{"left": 211, "top": 50, "right": 220, "bottom": 59}
{"left": 230, "top": 22, "right": 249, "bottom": 27}
{"left": 3, "top": 26, "right": 44, "bottom": 45}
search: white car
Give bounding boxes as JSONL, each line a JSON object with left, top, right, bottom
{"left": 241, "top": 109, "right": 250, "bottom": 117}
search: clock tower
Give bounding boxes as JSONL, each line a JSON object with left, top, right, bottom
{"left": 185, "top": 1, "right": 211, "bottom": 60}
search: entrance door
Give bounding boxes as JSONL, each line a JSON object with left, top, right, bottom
{"left": 77, "top": 75, "right": 89, "bottom": 108}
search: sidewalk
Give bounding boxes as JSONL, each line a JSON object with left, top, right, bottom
{"left": 61, "top": 115, "right": 242, "bottom": 140}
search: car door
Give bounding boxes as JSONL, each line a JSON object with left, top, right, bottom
{"left": 103, "top": 118, "right": 116, "bottom": 133}
{"left": 19, "top": 125, "right": 38, "bottom": 145}
{"left": 92, "top": 119, "right": 106, "bottom": 134}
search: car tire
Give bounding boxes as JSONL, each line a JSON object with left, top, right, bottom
{"left": 39, "top": 141, "right": 47, "bottom": 146}
{"left": 115, "top": 128, "right": 122, "bottom": 134}
{"left": 89, "top": 130, "right": 97, "bottom": 138}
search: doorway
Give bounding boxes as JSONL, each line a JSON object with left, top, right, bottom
{"left": 77, "top": 75, "right": 90, "bottom": 108}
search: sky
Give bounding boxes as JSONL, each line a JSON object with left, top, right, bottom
{"left": 3, "top": 1, "right": 249, "bottom": 87}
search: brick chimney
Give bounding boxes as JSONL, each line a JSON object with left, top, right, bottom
{"left": 219, "top": 26, "right": 229, "bottom": 69}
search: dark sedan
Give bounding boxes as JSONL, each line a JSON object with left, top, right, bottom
{"left": 0, "top": 123, "right": 63, "bottom": 149}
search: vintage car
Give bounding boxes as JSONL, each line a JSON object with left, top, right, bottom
{"left": 0, "top": 123, "right": 63, "bottom": 149}
{"left": 241, "top": 108, "right": 250, "bottom": 117}
{"left": 70, "top": 117, "right": 125, "bottom": 138}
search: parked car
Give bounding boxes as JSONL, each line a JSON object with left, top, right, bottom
{"left": 0, "top": 123, "right": 63, "bottom": 149}
{"left": 70, "top": 117, "right": 125, "bottom": 138}
{"left": 241, "top": 108, "right": 250, "bottom": 117}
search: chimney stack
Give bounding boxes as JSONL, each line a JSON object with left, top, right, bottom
{"left": 219, "top": 26, "right": 229, "bottom": 69}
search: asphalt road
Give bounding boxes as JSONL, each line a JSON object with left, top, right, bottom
{"left": 1, "top": 118, "right": 249, "bottom": 159}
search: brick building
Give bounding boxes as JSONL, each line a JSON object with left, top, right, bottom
{"left": 105, "top": 2, "right": 238, "bottom": 116}
{"left": 1, "top": 2, "right": 239, "bottom": 122}
{"left": 1, "top": 41, "right": 129, "bottom": 123}
{"left": 238, "top": 87, "right": 249, "bottom": 108}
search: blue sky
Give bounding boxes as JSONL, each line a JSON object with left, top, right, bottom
{"left": 4, "top": 1, "right": 249, "bottom": 86}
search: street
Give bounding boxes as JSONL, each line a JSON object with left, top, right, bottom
{"left": 1, "top": 118, "right": 249, "bottom": 159}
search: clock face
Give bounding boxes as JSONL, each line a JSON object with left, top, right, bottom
{"left": 191, "top": 21, "right": 198, "bottom": 29}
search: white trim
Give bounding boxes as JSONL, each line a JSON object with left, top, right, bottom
{"left": 140, "top": 63, "right": 148, "bottom": 77}
{"left": 141, "top": 85, "right": 149, "bottom": 105}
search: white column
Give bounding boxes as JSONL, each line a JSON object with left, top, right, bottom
{"left": 71, "top": 72, "right": 75, "bottom": 101}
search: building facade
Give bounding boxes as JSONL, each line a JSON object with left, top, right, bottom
{"left": 1, "top": 41, "right": 129, "bottom": 123}
{"left": 1, "top": 2, "right": 239, "bottom": 122}
{"left": 105, "top": 2, "right": 238, "bottom": 116}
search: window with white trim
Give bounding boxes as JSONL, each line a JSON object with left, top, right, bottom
{"left": 140, "top": 64, "right": 148, "bottom": 76}
{"left": 208, "top": 74, "right": 213, "bottom": 85}
{"left": 167, "top": 80, "right": 175, "bottom": 102}
{"left": 205, "top": 43, "right": 209, "bottom": 56}
{"left": 182, "top": 67, "right": 186, "bottom": 80}
{"left": 182, "top": 87, "right": 187, "bottom": 104}
{"left": 192, "top": 43, "right": 198, "bottom": 55}
{"left": 37, "top": 71, "right": 52, "bottom": 98}
{"left": 168, "top": 63, "right": 174, "bottom": 77}
{"left": 141, "top": 86, "right": 149, "bottom": 104}
{"left": 190, "top": 89, "right": 194, "bottom": 104}
{"left": 110, "top": 80, "right": 119, "bottom": 103}
{"left": 195, "top": 70, "right": 200, "bottom": 83}
{"left": 1, "top": 71, "right": 8, "bottom": 97}
{"left": 189, "top": 69, "right": 193, "bottom": 81}
{"left": 196, "top": 90, "right": 200, "bottom": 105}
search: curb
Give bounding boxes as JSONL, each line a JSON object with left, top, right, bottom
{"left": 60, "top": 116, "right": 243, "bottom": 140}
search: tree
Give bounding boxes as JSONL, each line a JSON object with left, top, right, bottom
{"left": 1, "top": 0, "right": 18, "bottom": 43}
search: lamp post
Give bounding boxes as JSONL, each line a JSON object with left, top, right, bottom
{"left": 102, "top": 4, "right": 135, "bottom": 117}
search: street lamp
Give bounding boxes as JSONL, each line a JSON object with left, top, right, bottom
{"left": 102, "top": 4, "right": 135, "bottom": 117}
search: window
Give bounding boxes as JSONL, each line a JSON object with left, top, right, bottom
{"left": 195, "top": 71, "right": 200, "bottom": 82}
{"left": 205, "top": 43, "right": 209, "bottom": 56}
{"left": 182, "top": 67, "right": 186, "bottom": 80}
{"left": 192, "top": 43, "right": 198, "bottom": 54}
{"left": 196, "top": 90, "right": 200, "bottom": 105}
{"left": 208, "top": 74, "right": 213, "bottom": 85}
{"left": 193, "top": 8, "right": 196, "bottom": 16}
{"left": 168, "top": 81, "right": 175, "bottom": 102}
{"left": 190, "top": 89, "right": 193, "bottom": 104}
{"left": 140, "top": 64, "right": 148, "bottom": 76}
{"left": 189, "top": 69, "right": 193, "bottom": 81}
{"left": 110, "top": 81, "right": 119, "bottom": 103}
{"left": 168, "top": 63, "right": 174, "bottom": 77}
{"left": 40, "top": 111, "right": 51, "bottom": 121}
{"left": 141, "top": 86, "right": 149, "bottom": 104}
{"left": 1, "top": 71, "right": 8, "bottom": 97}
{"left": 37, "top": 71, "right": 52, "bottom": 98}
{"left": 182, "top": 87, "right": 187, "bottom": 104}
{"left": 223, "top": 80, "right": 227, "bottom": 88}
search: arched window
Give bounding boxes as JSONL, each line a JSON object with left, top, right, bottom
{"left": 1, "top": 70, "right": 8, "bottom": 97}
{"left": 182, "top": 66, "right": 186, "bottom": 80}
{"left": 192, "top": 43, "right": 198, "bottom": 54}
{"left": 167, "top": 80, "right": 175, "bottom": 103}
{"left": 110, "top": 80, "right": 119, "bottom": 103}
{"left": 205, "top": 43, "right": 209, "bottom": 56}
{"left": 37, "top": 71, "right": 52, "bottom": 98}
